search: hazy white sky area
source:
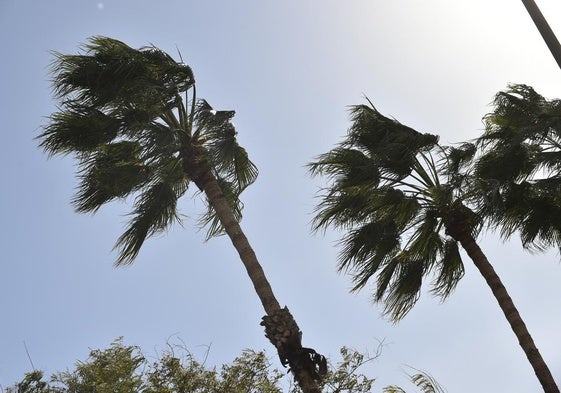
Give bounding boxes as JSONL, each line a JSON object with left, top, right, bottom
{"left": 1, "top": 1, "right": 561, "bottom": 391}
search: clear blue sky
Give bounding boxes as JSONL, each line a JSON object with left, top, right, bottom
{"left": 1, "top": 1, "right": 561, "bottom": 391}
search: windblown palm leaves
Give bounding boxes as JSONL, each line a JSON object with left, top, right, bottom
{"left": 310, "top": 90, "right": 560, "bottom": 393}
{"left": 38, "top": 36, "right": 257, "bottom": 265}
{"left": 474, "top": 84, "right": 561, "bottom": 251}
{"left": 309, "top": 102, "right": 472, "bottom": 320}
{"left": 39, "top": 37, "right": 324, "bottom": 393}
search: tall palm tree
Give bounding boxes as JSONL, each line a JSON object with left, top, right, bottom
{"left": 38, "top": 36, "right": 324, "bottom": 393}
{"left": 309, "top": 98, "right": 559, "bottom": 393}
{"left": 519, "top": 0, "right": 561, "bottom": 70}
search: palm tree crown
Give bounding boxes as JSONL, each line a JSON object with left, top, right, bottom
{"left": 474, "top": 84, "right": 561, "bottom": 252}
{"left": 309, "top": 101, "right": 473, "bottom": 320}
{"left": 39, "top": 36, "right": 257, "bottom": 265}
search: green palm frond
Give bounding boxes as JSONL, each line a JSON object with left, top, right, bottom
{"left": 442, "top": 143, "right": 476, "bottom": 189}
{"left": 114, "top": 179, "right": 187, "bottom": 265}
{"left": 381, "top": 255, "right": 425, "bottom": 321}
{"left": 474, "top": 141, "right": 538, "bottom": 182}
{"left": 39, "top": 106, "right": 121, "bottom": 156}
{"left": 73, "top": 141, "right": 148, "bottom": 213}
{"left": 308, "top": 148, "right": 381, "bottom": 190}
{"left": 51, "top": 36, "right": 193, "bottom": 111}
{"left": 338, "top": 220, "right": 402, "bottom": 290}
{"left": 474, "top": 84, "right": 561, "bottom": 252}
{"left": 312, "top": 186, "right": 421, "bottom": 233}
{"left": 404, "top": 208, "right": 443, "bottom": 264}
{"left": 346, "top": 102, "right": 439, "bottom": 179}
{"left": 137, "top": 122, "right": 181, "bottom": 163}
{"left": 496, "top": 181, "right": 561, "bottom": 251}
{"left": 431, "top": 240, "right": 464, "bottom": 299}
{"left": 195, "top": 100, "right": 258, "bottom": 194}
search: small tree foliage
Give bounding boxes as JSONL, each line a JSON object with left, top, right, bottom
{"left": 3, "top": 339, "right": 442, "bottom": 393}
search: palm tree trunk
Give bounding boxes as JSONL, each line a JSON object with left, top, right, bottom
{"left": 196, "top": 167, "right": 281, "bottom": 314}
{"left": 449, "top": 224, "right": 559, "bottom": 393}
{"left": 191, "top": 163, "right": 322, "bottom": 393}
{"left": 520, "top": 0, "right": 561, "bottom": 70}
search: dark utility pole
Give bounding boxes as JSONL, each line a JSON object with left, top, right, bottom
{"left": 520, "top": 0, "right": 561, "bottom": 70}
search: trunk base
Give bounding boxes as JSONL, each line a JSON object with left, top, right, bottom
{"left": 261, "top": 307, "right": 327, "bottom": 392}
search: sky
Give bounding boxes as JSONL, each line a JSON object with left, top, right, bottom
{"left": 1, "top": 0, "right": 561, "bottom": 391}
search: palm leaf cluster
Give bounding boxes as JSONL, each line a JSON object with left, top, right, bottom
{"left": 310, "top": 102, "right": 470, "bottom": 320}
{"left": 473, "top": 84, "right": 561, "bottom": 251}
{"left": 39, "top": 37, "right": 257, "bottom": 265}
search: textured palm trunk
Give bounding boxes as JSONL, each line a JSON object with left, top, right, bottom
{"left": 520, "top": 0, "right": 561, "bottom": 70}
{"left": 185, "top": 152, "right": 322, "bottom": 393}
{"left": 445, "top": 214, "right": 559, "bottom": 393}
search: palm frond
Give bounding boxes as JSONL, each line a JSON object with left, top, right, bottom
{"left": 338, "top": 220, "right": 401, "bottom": 290}
{"left": 431, "top": 240, "right": 464, "bottom": 299}
{"left": 442, "top": 143, "right": 476, "bottom": 183}
{"left": 39, "top": 106, "right": 121, "bottom": 156}
{"left": 403, "top": 208, "right": 443, "bottom": 264}
{"left": 474, "top": 85, "right": 561, "bottom": 252}
{"left": 73, "top": 141, "right": 148, "bottom": 212}
{"left": 382, "top": 255, "right": 425, "bottom": 321}
{"left": 195, "top": 100, "right": 258, "bottom": 193}
{"left": 346, "top": 102, "right": 439, "bottom": 179}
{"left": 312, "top": 182, "right": 421, "bottom": 233}
{"left": 50, "top": 36, "right": 193, "bottom": 111}
{"left": 136, "top": 122, "right": 181, "bottom": 163}
{"left": 114, "top": 179, "right": 186, "bottom": 265}
{"left": 474, "top": 141, "right": 538, "bottom": 182}
{"left": 409, "top": 370, "right": 447, "bottom": 393}
{"left": 308, "top": 147, "right": 381, "bottom": 190}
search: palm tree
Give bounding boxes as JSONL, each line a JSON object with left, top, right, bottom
{"left": 519, "top": 0, "right": 561, "bottom": 70}
{"left": 38, "top": 36, "right": 324, "bottom": 393}
{"left": 308, "top": 98, "right": 559, "bottom": 392}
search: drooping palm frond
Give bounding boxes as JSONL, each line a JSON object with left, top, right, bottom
{"left": 430, "top": 239, "right": 464, "bottom": 299}
{"left": 73, "top": 141, "right": 148, "bottom": 212}
{"left": 195, "top": 100, "right": 258, "bottom": 194}
{"left": 40, "top": 106, "right": 121, "bottom": 156}
{"left": 114, "top": 177, "right": 187, "bottom": 265}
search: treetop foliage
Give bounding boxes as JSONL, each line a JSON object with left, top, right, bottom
{"left": 4, "top": 339, "right": 443, "bottom": 393}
